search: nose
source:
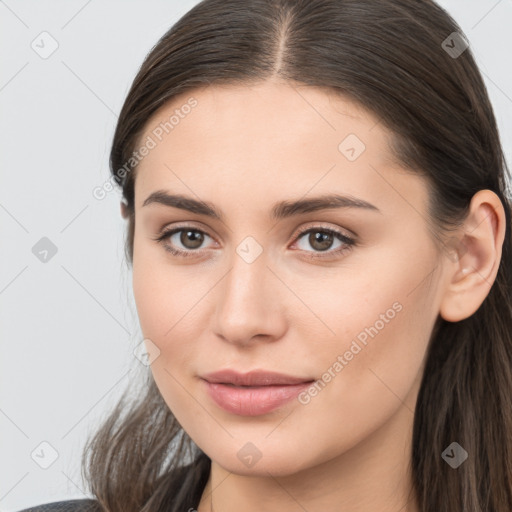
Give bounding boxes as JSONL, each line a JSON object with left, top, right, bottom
{"left": 212, "top": 248, "right": 288, "bottom": 347}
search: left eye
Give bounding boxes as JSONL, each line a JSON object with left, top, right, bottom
{"left": 293, "top": 227, "right": 355, "bottom": 256}
{"left": 154, "top": 226, "right": 355, "bottom": 259}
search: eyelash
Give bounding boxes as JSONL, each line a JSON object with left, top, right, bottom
{"left": 153, "top": 225, "right": 356, "bottom": 260}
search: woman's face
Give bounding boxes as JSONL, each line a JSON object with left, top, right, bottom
{"left": 131, "top": 81, "right": 449, "bottom": 476}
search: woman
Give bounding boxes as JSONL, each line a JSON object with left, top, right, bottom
{"left": 20, "top": 0, "right": 512, "bottom": 511}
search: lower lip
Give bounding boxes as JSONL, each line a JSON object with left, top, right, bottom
{"left": 201, "top": 379, "right": 313, "bottom": 416}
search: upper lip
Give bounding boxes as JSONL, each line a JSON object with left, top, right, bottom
{"left": 201, "top": 369, "right": 315, "bottom": 386}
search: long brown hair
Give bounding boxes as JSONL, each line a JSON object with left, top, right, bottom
{"left": 81, "top": 1, "right": 512, "bottom": 510}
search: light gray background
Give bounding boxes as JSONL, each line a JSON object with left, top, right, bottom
{"left": 1, "top": 1, "right": 511, "bottom": 510}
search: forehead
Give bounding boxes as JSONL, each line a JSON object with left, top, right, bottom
{"left": 140, "top": 81, "right": 384, "bottom": 145}
{"left": 133, "top": 81, "right": 425, "bottom": 217}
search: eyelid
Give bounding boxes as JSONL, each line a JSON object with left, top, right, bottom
{"left": 156, "top": 221, "right": 217, "bottom": 242}
{"left": 154, "top": 221, "right": 357, "bottom": 258}
{"left": 289, "top": 221, "right": 357, "bottom": 244}
{"left": 157, "top": 221, "right": 356, "bottom": 243}
{"left": 157, "top": 223, "right": 217, "bottom": 248}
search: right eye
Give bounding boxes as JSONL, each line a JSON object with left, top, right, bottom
{"left": 154, "top": 226, "right": 215, "bottom": 257}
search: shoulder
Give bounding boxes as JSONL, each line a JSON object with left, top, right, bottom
{"left": 16, "top": 498, "right": 101, "bottom": 512}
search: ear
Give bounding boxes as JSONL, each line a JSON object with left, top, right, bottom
{"left": 439, "top": 189, "right": 506, "bottom": 322}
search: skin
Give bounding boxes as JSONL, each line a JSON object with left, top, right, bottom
{"left": 129, "top": 80, "right": 505, "bottom": 512}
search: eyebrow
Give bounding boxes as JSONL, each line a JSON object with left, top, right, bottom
{"left": 142, "top": 190, "right": 381, "bottom": 220}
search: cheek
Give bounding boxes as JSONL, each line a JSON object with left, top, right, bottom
{"left": 315, "top": 239, "right": 439, "bottom": 354}
{"left": 132, "top": 262, "right": 168, "bottom": 342}
{"left": 132, "top": 250, "right": 212, "bottom": 381}
{"left": 132, "top": 261, "right": 204, "bottom": 416}
{"left": 132, "top": 238, "right": 195, "bottom": 341}
{"left": 302, "top": 249, "right": 439, "bottom": 424}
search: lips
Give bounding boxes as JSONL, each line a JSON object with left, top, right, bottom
{"left": 199, "top": 369, "right": 316, "bottom": 415}
{"left": 201, "top": 368, "right": 315, "bottom": 387}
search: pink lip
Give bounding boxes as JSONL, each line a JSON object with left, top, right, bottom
{"left": 201, "top": 380, "right": 313, "bottom": 416}
{"left": 200, "top": 369, "right": 315, "bottom": 416}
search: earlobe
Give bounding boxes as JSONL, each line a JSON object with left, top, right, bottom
{"left": 439, "top": 190, "right": 506, "bottom": 323}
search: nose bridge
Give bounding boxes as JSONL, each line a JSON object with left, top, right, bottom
{"left": 212, "top": 240, "right": 285, "bottom": 344}
{"left": 224, "top": 245, "right": 266, "bottom": 304}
